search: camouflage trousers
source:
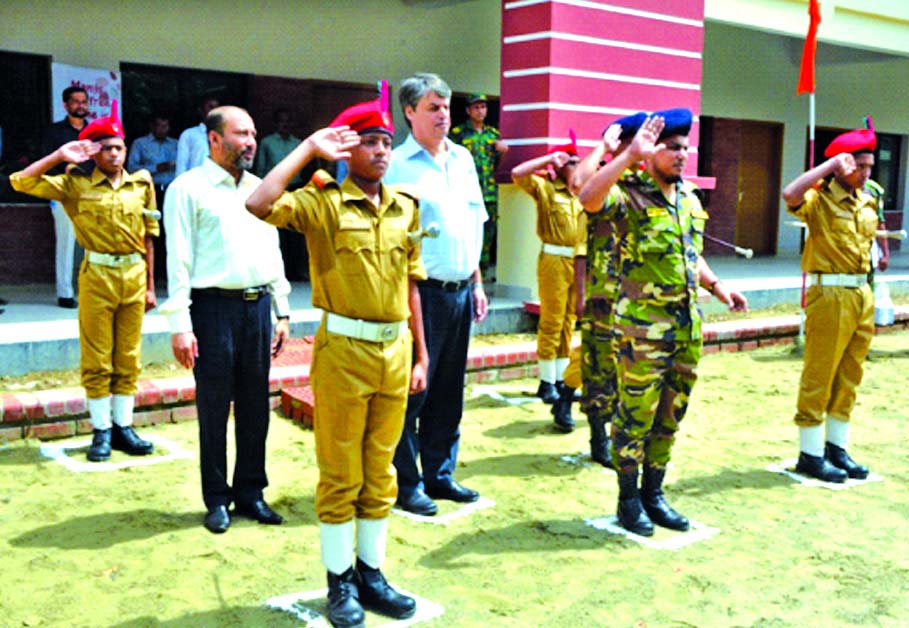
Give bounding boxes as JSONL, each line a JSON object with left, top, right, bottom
{"left": 580, "top": 299, "right": 618, "bottom": 427}
{"left": 611, "top": 334, "right": 701, "bottom": 473}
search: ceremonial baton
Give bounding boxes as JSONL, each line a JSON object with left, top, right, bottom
{"left": 143, "top": 209, "right": 162, "bottom": 220}
{"left": 785, "top": 221, "right": 907, "bottom": 240}
{"left": 704, "top": 233, "right": 753, "bottom": 259}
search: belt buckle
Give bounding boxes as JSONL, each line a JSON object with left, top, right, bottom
{"left": 379, "top": 323, "right": 397, "bottom": 341}
{"left": 442, "top": 280, "right": 458, "bottom": 292}
{"left": 242, "top": 288, "right": 260, "bottom": 301}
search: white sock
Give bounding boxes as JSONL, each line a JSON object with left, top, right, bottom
{"left": 555, "top": 357, "right": 570, "bottom": 381}
{"left": 799, "top": 425, "right": 825, "bottom": 457}
{"left": 320, "top": 521, "right": 354, "bottom": 575}
{"left": 539, "top": 359, "right": 556, "bottom": 383}
{"left": 356, "top": 517, "right": 388, "bottom": 570}
{"left": 112, "top": 394, "right": 135, "bottom": 427}
{"left": 88, "top": 396, "right": 112, "bottom": 430}
{"left": 826, "top": 417, "right": 850, "bottom": 448}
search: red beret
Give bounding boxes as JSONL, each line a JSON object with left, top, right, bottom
{"left": 330, "top": 80, "right": 393, "bottom": 136}
{"left": 824, "top": 128, "right": 876, "bottom": 157}
{"left": 79, "top": 100, "right": 125, "bottom": 141}
{"left": 548, "top": 129, "right": 578, "bottom": 156}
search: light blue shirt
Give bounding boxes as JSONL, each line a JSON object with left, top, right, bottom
{"left": 385, "top": 134, "right": 487, "bottom": 282}
{"left": 128, "top": 133, "right": 178, "bottom": 186}
{"left": 175, "top": 123, "right": 209, "bottom": 176}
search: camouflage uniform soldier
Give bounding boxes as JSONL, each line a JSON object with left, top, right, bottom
{"left": 863, "top": 178, "right": 889, "bottom": 274}
{"left": 450, "top": 94, "right": 508, "bottom": 274}
{"left": 578, "top": 109, "right": 747, "bottom": 536}
{"left": 570, "top": 114, "right": 647, "bottom": 466}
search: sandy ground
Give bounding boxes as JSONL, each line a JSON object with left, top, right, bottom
{"left": 2, "top": 333, "right": 909, "bottom": 628}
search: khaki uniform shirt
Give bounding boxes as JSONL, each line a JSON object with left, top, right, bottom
{"left": 264, "top": 170, "right": 427, "bottom": 322}
{"left": 513, "top": 173, "right": 583, "bottom": 247}
{"left": 10, "top": 167, "right": 159, "bottom": 254}
{"left": 789, "top": 179, "right": 878, "bottom": 274}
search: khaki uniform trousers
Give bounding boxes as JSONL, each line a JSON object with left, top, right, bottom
{"left": 536, "top": 252, "right": 576, "bottom": 361}
{"left": 312, "top": 324, "right": 411, "bottom": 523}
{"left": 795, "top": 284, "right": 874, "bottom": 427}
{"left": 78, "top": 259, "right": 146, "bottom": 399}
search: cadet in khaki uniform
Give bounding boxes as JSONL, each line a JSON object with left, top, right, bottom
{"left": 782, "top": 126, "right": 879, "bottom": 483}
{"left": 579, "top": 110, "right": 747, "bottom": 537}
{"left": 511, "top": 133, "right": 583, "bottom": 430}
{"left": 11, "top": 101, "right": 158, "bottom": 462}
{"left": 246, "top": 84, "right": 426, "bottom": 628}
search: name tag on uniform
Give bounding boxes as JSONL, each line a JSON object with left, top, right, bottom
{"left": 646, "top": 207, "right": 669, "bottom": 218}
{"left": 691, "top": 209, "right": 709, "bottom": 219}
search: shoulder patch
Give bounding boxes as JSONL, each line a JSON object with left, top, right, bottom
{"left": 132, "top": 169, "right": 154, "bottom": 184}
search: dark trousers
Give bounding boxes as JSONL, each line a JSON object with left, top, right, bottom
{"left": 190, "top": 290, "right": 272, "bottom": 510}
{"left": 393, "top": 283, "right": 474, "bottom": 496}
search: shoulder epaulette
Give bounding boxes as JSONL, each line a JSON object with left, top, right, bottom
{"left": 131, "top": 169, "right": 154, "bottom": 185}
{"left": 389, "top": 182, "right": 419, "bottom": 203}
{"left": 310, "top": 169, "right": 338, "bottom": 191}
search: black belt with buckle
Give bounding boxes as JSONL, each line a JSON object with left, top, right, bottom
{"left": 421, "top": 277, "right": 473, "bottom": 292}
{"left": 194, "top": 286, "right": 268, "bottom": 301}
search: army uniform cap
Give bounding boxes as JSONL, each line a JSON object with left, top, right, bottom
{"left": 824, "top": 118, "right": 876, "bottom": 157}
{"left": 79, "top": 100, "right": 125, "bottom": 141}
{"left": 652, "top": 107, "right": 693, "bottom": 139}
{"left": 466, "top": 93, "right": 488, "bottom": 105}
{"left": 330, "top": 80, "right": 394, "bottom": 136}
{"left": 548, "top": 129, "right": 579, "bottom": 157}
{"left": 606, "top": 111, "right": 648, "bottom": 140}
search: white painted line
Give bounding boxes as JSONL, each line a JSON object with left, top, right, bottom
{"left": 586, "top": 515, "right": 719, "bottom": 550}
{"left": 503, "top": 65, "right": 701, "bottom": 90}
{"left": 39, "top": 434, "right": 194, "bottom": 473}
{"left": 393, "top": 496, "right": 496, "bottom": 525}
{"left": 766, "top": 459, "right": 884, "bottom": 490}
{"left": 470, "top": 385, "right": 541, "bottom": 406}
{"left": 267, "top": 586, "right": 444, "bottom": 627}
{"left": 504, "top": 1, "right": 704, "bottom": 28}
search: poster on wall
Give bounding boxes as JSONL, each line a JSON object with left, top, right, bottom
{"left": 51, "top": 63, "right": 121, "bottom": 122}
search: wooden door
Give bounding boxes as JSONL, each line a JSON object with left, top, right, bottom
{"left": 736, "top": 121, "right": 782, "bottom": 255}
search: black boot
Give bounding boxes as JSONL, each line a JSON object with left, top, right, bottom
{"left": 641, "top": 466, "right": 690, "bottom": 531}
{"left": 825, "top": 443, "right": 869, "bottom": 479}
{"left": 356, "top": 558, "right": 416, "bottom": 620}
{"left": 551, "top": 381, "right": 575, "bottom": 433}
{"left": 87, "top": 429, "right": 112, "bottom": 462}
{"left": 616, "top": 470, "right": 653, "bottom": 536}
{"left": 588, "top": 415, "right": 612, "bottom": 467}
{"left": 111, "top": 424, "right": 154, "bottom": 455}
{"left": 795, "top": 452, "right": 847, "bottom": 483}
{"left": 326, "top": 568, "right": 365, "bottom": 628}
{"left": 536, "top": 380, "right": 559, "bottom": 404}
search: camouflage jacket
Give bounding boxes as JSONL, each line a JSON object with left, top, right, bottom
{"left": 449, "top": 123, "right": 500, "bottom": 203}
{"left": 602, "top": 169, "right": 708, "bottom": 341}
{"left": 863, "top": 178, "right": 885, "bottom": 223}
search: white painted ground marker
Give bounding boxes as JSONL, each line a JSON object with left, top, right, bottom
{"left": 39, "top": 434, "right": 194, "bottom": 472}
{"left": 267, "top": 586, "right": 444, "bottom": 627}
{"left": 766, "top": 458, "right": 883, "bottom": 491}
{"left": 586, "top": 515, "right": 720, "bottom": 550}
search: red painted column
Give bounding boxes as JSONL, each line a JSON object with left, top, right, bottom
{"left": 500, "top": 0, "right": 710, "bottom": 185}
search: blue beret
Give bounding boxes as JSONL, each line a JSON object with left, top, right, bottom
{"left": 653, "top": 108, "right": 692, "bottom": 139}
{"left": 606, "top": 111, "right": 648, "bottom": 140}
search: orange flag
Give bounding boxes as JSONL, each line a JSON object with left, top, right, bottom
{"left": 797, "top": 0, "right": 822, "bottom": 94}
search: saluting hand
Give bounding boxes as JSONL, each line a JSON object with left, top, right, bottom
{"left": 628, "top": 115, "right": 665, "bottom": 162}
{"left": 549, "top": 151, "right": 572, "bottom": 169}
{"left": 602, "top": 123, "right": 622, "bottom": 155}
{"left": 306, "top": 126, "right": 361, "bottom": 161}
{"left": 832, "top": 153, "right": 856, "bottom": 178}
{"left": 57, "top": 140, "right": 100, "bottom": 163}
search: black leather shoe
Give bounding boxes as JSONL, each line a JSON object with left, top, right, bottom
{"left": 551, "top": 381, "right": 575, "bottom": 433}
{"left": 589, "top": 418, "right": 612, "bottom": 467}
{"left": 57, "top": 297, "right": 77, "bottom": 309}
{"left": 825, "top": 443, "right": 869, "bottom": 479}
{"left": 327, "top": 567, "right": 365, "bottom": 628}
{"left": 356, "top": 559, "right": 416, "bottom": 620}
{"left": 395, "top": 490, "right": 438, "bottom": 516}
{"left": 235, "top": 499, "right": 283, "bottom": 525}
{"left": 795, "top": 452, "right": 848, "bottom": 483}
{"left": 110, "top": 424, "right": 154, "bottom": 455}
{"left": 86, "top": 428, "right": 112, "bottom": 462}
{"left": 204, "top": 505, "right": 231, "bottom": 534}
{"left": 616, "top": 471, "right": 654, "bottom": 536}
{"left": 536, "top": 380, "right": 559, "bottom": 404}
{"left": 426, "top": 480, "right": 479, "bottom": 503}
{"left": 641, "top": 466, "right": 689, "bottom": 531}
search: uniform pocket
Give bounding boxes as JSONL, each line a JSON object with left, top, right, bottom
{"left": 637, "top": 207, "right": 677, "bottom": 254}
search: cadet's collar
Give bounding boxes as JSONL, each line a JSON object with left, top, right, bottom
{"left": 828, "top": 178, "right": 858, "bottom": 203}
{"left": 340, "top": 175, "right": 391, "bottom": 213}
{"left": 89, "top": 166, "right": 128, "bottom": 188}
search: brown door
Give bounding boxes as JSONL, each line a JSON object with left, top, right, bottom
{"left": 735, "top": 121, "right": 782, "bottom": 256}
